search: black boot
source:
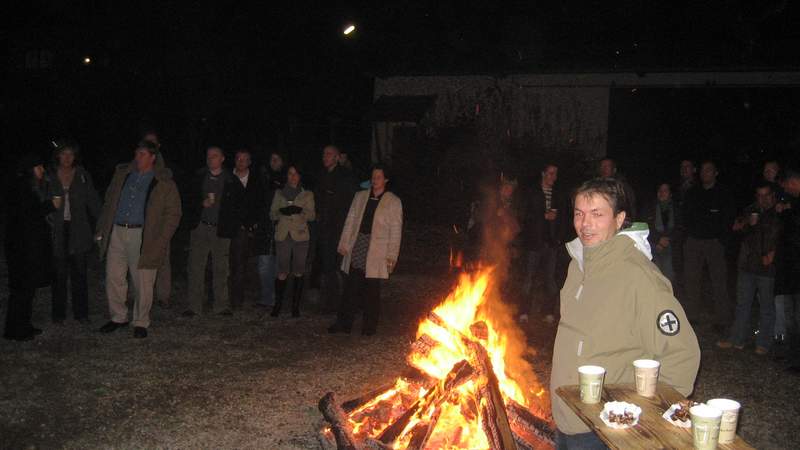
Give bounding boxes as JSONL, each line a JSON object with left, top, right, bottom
{"left": 291, "top": 275, "right": 304, "bottom": 318}
{"left": 271, "top": 278, "right": 287, "bottom": 317}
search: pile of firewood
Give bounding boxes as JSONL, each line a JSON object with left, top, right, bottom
{"left": 318, "top": 313, "right": 555, "bottom": 450}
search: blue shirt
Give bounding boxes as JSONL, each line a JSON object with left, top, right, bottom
{"left": 113, "top": 170, "right": 155, "bottom": 225}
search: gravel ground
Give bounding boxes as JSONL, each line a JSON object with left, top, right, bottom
{"left": 0, "top": 223, "right": 797, "bottom": 449}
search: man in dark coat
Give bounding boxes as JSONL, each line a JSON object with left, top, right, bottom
{"left": 4, "top": 154, "right": 55, "bottom": 341}
{"left": 520, "top": 163, "right": 563, "bottom": 323}
{"left": 315, "top": 145, "right": 356, "bottom": 312}
{"left": 227, "top": 149, "right": 266, "bottom": 309}
{"left": 775, "top": 170, "right": 800, "bottom": 373}
{"left": 682, "top": 160, "right": 736, "bottom": 333}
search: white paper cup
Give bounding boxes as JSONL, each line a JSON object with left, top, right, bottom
{"left": 578, "top": 365, "right": 605, "bottom": 404}
{"left": 707, "top": 398, "right": 740, "bottom": 444}
{"left": 690, "top": 404, "right": 722, "bottom": 450}
{"left": 52, "top": 195, "right": 63, "bottom": 209}
{"left": 633, "top": 359, "right": 660, "bottom": 397}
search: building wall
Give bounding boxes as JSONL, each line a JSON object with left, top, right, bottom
{"left": 374, "top": 75, "right": 610, "bottom": 162}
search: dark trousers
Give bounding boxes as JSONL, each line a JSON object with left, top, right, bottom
{"left": 683, "top": 237, "right": 731, "bottom": 325}
{"left": 228, "top": 228, "right": 251, "bottom": 308}
{"left": 521, "top": 246, "right": 558, "bottom": 316}
{"left": 319, "top": 231, "right": 343, "bottom": 309}
{"left": 52, "top": 222, "right": 89, "bottom": 320}
{"left": 337, "top": 268, "right": 381, "bottom": 332}
{"left": 4, "top": 286, "right": 35, "bottom": 338}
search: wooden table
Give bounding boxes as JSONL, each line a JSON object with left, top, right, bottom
{"left": 556, "top": 383, "right": 754, "bottom": 449}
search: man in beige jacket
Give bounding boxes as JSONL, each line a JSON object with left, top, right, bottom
{"left": 550, "top": 178, "right": 700, "bottom": 449}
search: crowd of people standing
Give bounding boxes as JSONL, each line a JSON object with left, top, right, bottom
{"left": 3, "top": 134, "right": 404, "bottom": 341}
{"left": 467, "top": 156, "right": 800, "bottom": 375}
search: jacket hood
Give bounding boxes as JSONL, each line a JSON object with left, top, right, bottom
{"left": 566, "top": 222, "right": 652, "bottom": 272}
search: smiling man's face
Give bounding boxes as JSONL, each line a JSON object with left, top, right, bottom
{"left": 573, "top": 193, "right": 625, "bottom": 247}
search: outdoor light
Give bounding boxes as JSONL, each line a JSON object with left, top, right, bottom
{"left": 343, "top": 24, "right": 355, "bottom": 35}
{"left": 82, "top": 56, "right": 92, "bottom": 65}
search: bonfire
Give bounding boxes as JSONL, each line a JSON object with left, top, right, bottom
{"left": 319, "top": 269, "right": 555, "bottom": 450}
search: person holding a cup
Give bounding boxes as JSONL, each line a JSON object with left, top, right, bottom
{"left": 550, "top": 178, "right": 700, "bottom": 449}
{"left": 47, "top": 140, "right": 102, "bottom": 325}
{"left": 183, "top": 146, "right": 240, "bottom": 317}
{"left": 718, "top": 181, "right": 782, "bottom": 355}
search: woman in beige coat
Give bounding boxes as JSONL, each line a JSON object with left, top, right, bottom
{"left": 270, "top": 165, "right": 315, "bottom": 317}
{"left": 328, "top": 165, "right": 403, "bottom": 336}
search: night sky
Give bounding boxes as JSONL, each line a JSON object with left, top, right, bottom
{"left": 2, "top": 1, "right": 799, "bottom": 175}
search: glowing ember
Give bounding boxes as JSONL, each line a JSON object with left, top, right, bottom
{"left": 338, "top": 268, "right": 548, "bottom": 449}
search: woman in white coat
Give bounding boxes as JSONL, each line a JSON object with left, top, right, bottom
{"left": 328, "top": 165, "right": 403, "bottom": 336}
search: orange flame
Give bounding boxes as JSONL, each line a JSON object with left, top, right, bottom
{"left": 345, "top": 268, "right": 546, "bottom": 448}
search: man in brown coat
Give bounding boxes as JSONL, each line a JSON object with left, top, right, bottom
{"left": 95, "top": 141, "right": 182, "bottom": 338}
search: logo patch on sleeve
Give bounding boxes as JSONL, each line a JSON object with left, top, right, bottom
{"left": 657, "top": 310, "right": 680, "bottom": 336}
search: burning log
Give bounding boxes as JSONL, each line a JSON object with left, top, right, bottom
{"left": 377, "top": 359, "right": 475, "bottom": 445}
{"left": 507, "top": 399, "right": 556, "bottom": 446}
{"left": 470, "top": 340, "right": 517, "bottom": 450}
{"left": 318, "top": 392, "right": 359, "bottom": 450}
{"left": 406, "top": 407, "right": 442, "bottom": 450}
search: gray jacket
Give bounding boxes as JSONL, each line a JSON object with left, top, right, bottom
{"left": 48, "top": 166, "right": 102, "bottom": 258}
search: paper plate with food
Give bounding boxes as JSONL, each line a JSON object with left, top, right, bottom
{"left": 662, "top": 400, "right": 698, "bottom": 428}
{"left": 599, "top": 401, "right": 642, "bottom": 429}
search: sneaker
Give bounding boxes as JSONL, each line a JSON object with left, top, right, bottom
{"left": 181, "top": 310, "right": 197, "bottom": 318}
{"left": 754, "top": 346, "right": 769, "bottom": 356}
{"left": 133, "top": 327, "right": 148, "bottom": 338}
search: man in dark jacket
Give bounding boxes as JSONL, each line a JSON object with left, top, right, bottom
{"left": 95, "top": 141, "right": 182, "bottom": 338}
{"left": 520, "top": 163, "right": 563, "bottom": 323}
{"left": 775, "top": 170, "right": 800, "bottom": 373}
{"left": 227, "top": 149, "right": 266, "bottom": 309}
{"left": 717, "top": 181, "right": 782, "bottom": 354}
{"left": 682, "top": 160, "right": 736, "bottom": 333}
{"left": 315, "top": 145, "right": 356, "bottom": 312}
{"left": 182, "top": 146, "right": 240, "bottom": 317}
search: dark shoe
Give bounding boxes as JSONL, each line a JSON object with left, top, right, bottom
{"left": 291, "top": 275, "right": 304, "bottom": 318}
{"left": 271, "top": 278, "right": 287, "bottom": 317}
{"left": 218, "top": 309, "right": 233, "bottom": 316}
{"left": 98, "top": 321, "right": 129, "bottom": 333}
{"left": 361, "top": 329, "right": 376, "bottom": 337}
{"left": 52, "top": 317, "right": 65, "bottom": 325}
{"left": 76, "top": 318, "right": 91, "bottom": 325}
{"left": 785, "top": 365, "right": 800, "bottom": 375}
{"left": 29, "top": 327, "right": 43, "bottom": 336}
{"left": 712, "top": 324, "right": 726, "bottom": 335}
{"left": 181, "top": 310, "right": 197, "bottom": 318}
{"left": 133, "top": 327, "right": 148, "bottom": 338}
{"left": 327, "top": 322, "right": 351, "bottom": 334}
{"left": 157, "top": 300, "right": 171, "bottom": 309}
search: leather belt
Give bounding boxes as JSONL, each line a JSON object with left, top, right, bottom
{"left": 115, "top": 223, "right": 143, "bottom": 228}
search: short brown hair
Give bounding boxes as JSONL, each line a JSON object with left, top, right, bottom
{"left": 574, "top": 178, "right": 631, "bottom": 227}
